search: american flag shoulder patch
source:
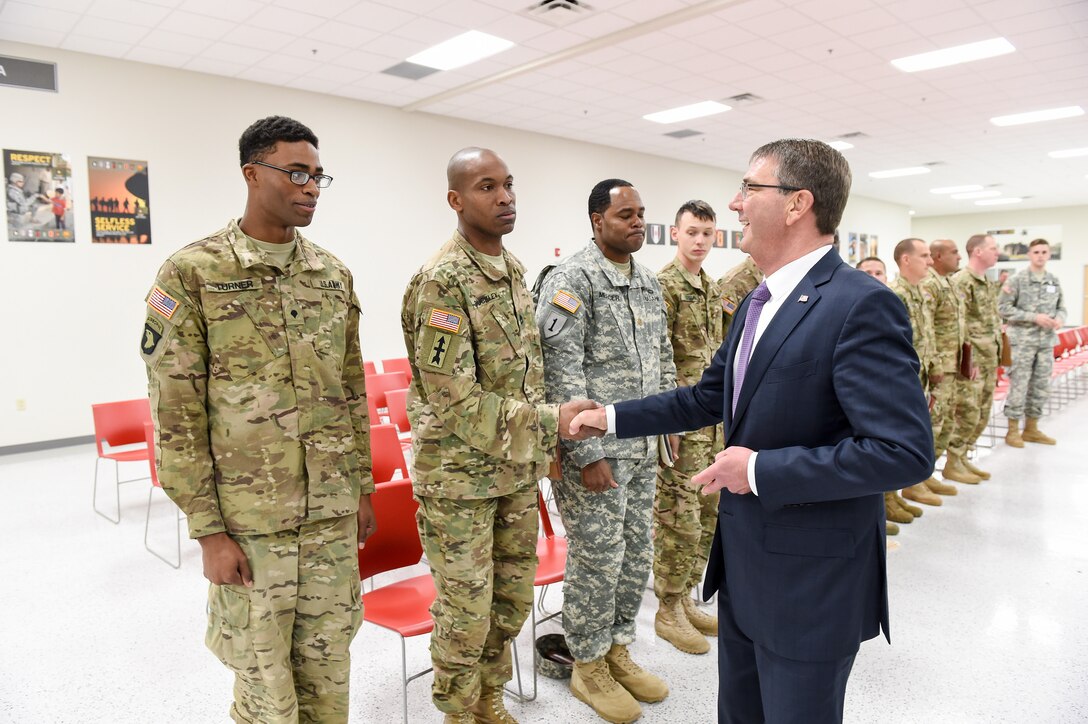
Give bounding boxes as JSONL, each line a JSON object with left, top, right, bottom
{"left": 147, "top": 286, "right": 180, "bottom": 320}
{"left": 426, "top": 308, "right": 463, "bottom": 334}
{"left": 551, "top": 289, "right": 581, "bottom": 314}
{"left": 722, "top": 297, "right": 737, "bottom": 315}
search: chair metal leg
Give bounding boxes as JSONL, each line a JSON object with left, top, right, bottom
{"left": 93, "top": 458, "right": 121, "bottom": 524}
{"left": 144, "top": 485, "right": 181, "bottom": 569}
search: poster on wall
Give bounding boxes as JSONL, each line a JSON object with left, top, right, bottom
{"left": 645, "top": 223, "right": 666, "bottom": 245}
{"left": 668, "top": 225, "right": 678, "bottom": 245}
{"left": 4, "top": 148, "right": 74, "bottom": 242}
{"left": 730, "top": 230, "right": 743, "bottom": 249}
{"left": 988, "top": 226, "right": 1062, "bottom": 261}
{"left": 88, "top": 156, "right": 151, "bottom": 244}
{"left": 714, "top": 229, "right": 726, "bottom": 248}
{"left": 847, "top": 232, "right": 878, "bottom": 264}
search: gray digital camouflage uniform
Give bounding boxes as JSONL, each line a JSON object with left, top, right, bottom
{"left": 142, "top": 219, "right": 370, "bottom": 724}
{"left": 400, "top": 230, "right": 559, "bottom": 714}
{"left": 998, "top": 268, "right": 1066, "bottom": 419}
{"left": 536, "top": 241, "right": 676, "bottom": 662}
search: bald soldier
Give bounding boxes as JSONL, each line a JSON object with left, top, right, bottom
{"left": 400, "top": 147, "right": 598, "bottom": 724}
{"left": 142, "top": 116, "right": 374, "bottom": 723}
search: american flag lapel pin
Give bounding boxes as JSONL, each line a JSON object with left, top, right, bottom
{"left": 798, "top": 294, "right": 809, "bottom": 303}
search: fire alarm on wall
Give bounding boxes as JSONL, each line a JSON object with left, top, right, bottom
{"left": 554, "top": 247, "right": 560, "bottom": 257}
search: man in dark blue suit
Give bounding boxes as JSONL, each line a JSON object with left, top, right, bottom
{"left": 570, "top": 139, "right": 934, "bottom": 723}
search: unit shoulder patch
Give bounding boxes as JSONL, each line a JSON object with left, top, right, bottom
{"left": 417, "top": 326, "right": 462, "bottom": 374}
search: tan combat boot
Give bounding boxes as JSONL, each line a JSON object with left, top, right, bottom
{"left": 571, "top": 657, "right": 642, "bottom": 723}
{"left": 942, "top": 453, "right": 982, "bottom": 484}
{"left": 961, "top": 457, "right": 991, "bottom": 480}
{"left": 886, "top": 520, "right": 900, "bottom": 536}
{"left": 923, "top": 475, "right": 958, "bottom": 496}
{"left": 468, "top": 686, "right": 518, "bottom": 724}
{"left": 894, "top": 490, "right": 923, "bottom": 517}
{"left": 1023, "top": 418, "right": 1056, "bottom": 445}
{"left": 884, "top": 492, "right": 914, "bottom": 524}
{"left": 1005, "top": 417, "right": 1024, "bottom": 448}
{"left": 605, "top": 644, "right": 669, "bottom": 703}
{"left": 680, "top": 594, "right": 718, "bottom": 637}
{"left": 444, "top": 713, "right": 476, "bottom": 724}
{"left": 655, "top": 596, "right": 709, "bottom": 654}
{"left": 902, "top": 482, "right": 942, "bottom": 507}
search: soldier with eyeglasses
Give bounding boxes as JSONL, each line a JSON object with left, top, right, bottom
{"left": 141, "top": 115, "right": 374, "bottom": 723}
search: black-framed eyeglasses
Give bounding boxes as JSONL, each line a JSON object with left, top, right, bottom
{"left": 251, "top": 161, "right": 333, "bottom": 188}
{"left": 739, "top": 181, "right": 803, "bottom": 199}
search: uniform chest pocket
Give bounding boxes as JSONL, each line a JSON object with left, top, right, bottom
{"left": 204, "top": 288, "right": 286, "bottom": 381}
{"left": 475, "top": 305, "right": 525, "bottom": 386}
{"left": 599, "top": 299, "right": 635, "bottom": 353}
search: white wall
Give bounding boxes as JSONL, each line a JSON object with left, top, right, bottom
{"left": 912, "top": 205, "right": 1088, "bottom": 326}
{"left": 0, "top": 41, "right": 911, "bottom": 447}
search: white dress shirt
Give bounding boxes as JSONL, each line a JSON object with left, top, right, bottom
{"left": 607, "top": 244, "right": 836, "bottom": 495}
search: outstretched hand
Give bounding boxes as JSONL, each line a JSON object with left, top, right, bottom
{"left": 560, "top": 400, "right": 606, "bottom": 440}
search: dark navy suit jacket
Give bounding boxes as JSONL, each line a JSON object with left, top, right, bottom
{"left": 615, "top": 249, "right": 933, "bottom": 662}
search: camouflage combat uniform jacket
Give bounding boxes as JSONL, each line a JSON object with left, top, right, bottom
{"left": 718, "top": 256, "right": 763, "bottom": 336}
{"left": 536, "top": 242, "right": 677, "bottom": 468}
{"left": 920, "top": 268, "right": 965, "bottom": 377}
{"left": 998, "top": 268, "right": 1066, "bottom": 347}
{"left": 141, "top": 219, "right": 373, "bottom": 539}
{"left": 953, "top": 267, "right": 1002, "bottom": 368}
{"left": 891, "top": 276, "right": 938, "bottom": 386}
{"left": 400, "top": 231, "right": 559, "bottom": 500}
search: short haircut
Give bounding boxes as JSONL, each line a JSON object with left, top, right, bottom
{"left": 893, "top": 237, "right": 924, "bottom": 264}
{"left": 1029, "top": 238, "right": 1049, "bottom": 249}
{"left": 238, "top": 116, "right": 318, "bottom": 166}
{"left": 856, "top": 256, "right": 885, "bottom": 270}
{"left": 588, "top": 178, "right": 633, "bottom": 219}
{"left": 965, "top": 234, "right": 991, "bottom": 254}
{"left": 674, "top": 199, "right": 716, "bottom": 227}
{"left": 749, "top": 139, "right": 851, "bottom": 236}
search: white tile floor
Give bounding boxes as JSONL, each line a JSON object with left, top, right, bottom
{"left": 1, "top": 400, "right": 1086, "bottom": 723}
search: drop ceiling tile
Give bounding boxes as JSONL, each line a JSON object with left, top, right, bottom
{"left": 26, "top": 0, "right": 95, "bottom": 11}
{"left": 61, "top": 34, "right": 132, "bottom": 58}
{"left": 235, "top": 65, "right": 289, "bottom": 85}
{"left": 124, "top": 45, "right": 190, "bottom": 67}
{"left": 252, "top": 52, "right": 320, "bottom": 76}
{"left": 155, "top": 10, "right": 235, "bottom": 40}
{"left": 388, "top": 16, "right": 465, "bottom": 46}
{"left": 184, "top": 56, "right": 247, "bottom": 76}
{"left": 305, "top": 20, "right": 380, "bottom": 48}
{"left": 613, "top": 0, "right": 689, "bottom": 24}
{"left": 336, "top": 3, "right": 417, "bottom": 34}
{"left": 284, "top": 75, "right": 343, "bottom": 94}
{"left": 225, "top": 25, "right": 297, "bottom": 51}
{"left": 69, "top": 15, "right": 149, "bottom": 43}
{"left": 422, "top": 0, "right": 509, "bottom": 26}
{"left": 521, "top": 28, "right": 587, "bottom": 53}
{"left": 0, "top": 21, "right": 67, "bottom": 45}
{"left": 141, "top": 29, "right": 211, "bottom": 54}
{"left": 176, "top": 0, "right": 262, "bottom": 22}
{"left": 86, "top": 0, "right": 171, "bottom": 27}
{"left": 270, "top": 0, "right": 360, "bottom": 18}
{"left": 0, "top": 1, "right": 80, "bottom": 32}
{"left": 247, "top": 6, "right": 326, "bottom": 35}
{"left": 198, "top": 41, "right": 264, "bottom": 64}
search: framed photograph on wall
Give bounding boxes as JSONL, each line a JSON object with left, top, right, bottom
{"left": 645, "top": 223, "right": 666, "bottom": 246}
{"left": 730, "top": 230, "right": 743, "bottom": 249}
{"left": 4, "top": 148, "right": 74, "bottom": 242}
{"left": 88, "top": 156, "right": 152, "bottom": 244}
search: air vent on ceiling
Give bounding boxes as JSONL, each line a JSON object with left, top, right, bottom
{"left": 522, "top": 0, "right": 594, "bottom": 27}
{"left": 381, "top": 61, "right": 439, "bottom": 80}
{"left": 837, "top": 131, "right": 869, "bottom": 139}
{"left": 665, "top": 129, "right": 703, "bottom": 139}
{"left": 726, "top": 93, "right": 763, "bottom": 105}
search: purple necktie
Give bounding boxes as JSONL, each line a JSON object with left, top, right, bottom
{"left": 732, "top": 281, "right": 772, "bottom": 415}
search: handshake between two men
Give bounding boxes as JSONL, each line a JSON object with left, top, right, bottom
{"left": 556, "top": 400, "right": 755, "bottom": 497}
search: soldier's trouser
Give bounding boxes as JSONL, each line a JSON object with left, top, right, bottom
{"left": 1004, "top": 342, "right": 1054, "bottom": 419}
{"left": 205, "top": 514, "right": 362, "bottom": 724}
{"left": 653, "top": 435, "right": 719, "bottom": 599}
{"left": 948, "top": 363, "right": 997, "bottom": 456}
{"left": 415, "top": 488, "right": 536, "bottom": 713}
{"left": 555, "top": 453, "right": 657, "bottom": 662}
{"left": 930, "top": 372, "right": 957, "bottom": 458}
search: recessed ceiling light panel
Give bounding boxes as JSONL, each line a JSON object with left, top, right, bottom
{"left": 990, "top": 106, "right": 1084, "bottom": 127}
{"left": 891, "top": 37, "right": 1015, "bottom": 72}
{"left": 952, "top": 190, "right": 1002, "bottom": 199}
{"left": 643, "top": 101, "right": 730, "bottom": 124}
{"left": 407, "top": 31, "right": 514, "bottom": 71}
{"left": 1048, "top": 147, "right": 1088, "bottom": 158}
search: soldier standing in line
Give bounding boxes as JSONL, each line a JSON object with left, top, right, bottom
{"left": 652, "top": 200, "right": 723, "bottom": 656}
{"left": 890, "top": 238, "right": 951, "bottom": 508}
{"left": 856, "top": 256, "right": 888, "bottom": 284}
{"left": 922, "top": 239, "right": 972, "bottom": 484}
{"left": 141, "top": 116, "right": 374, "bottom": 723}
{"left": 718, "top": 255, "right": 763, "bottom": 336}
{"left": 400, "top": 147, "right": 598, "bottom": 724}
{"left": 999, "top": 238, "right": 1065, "bottom": 446}
{"left": 944, "top": 234, "right": 1001, "bottom": 483}
{"left": 536, "top": 179, "right": 676, "bottom": 724}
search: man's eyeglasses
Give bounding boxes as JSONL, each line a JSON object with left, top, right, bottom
{"left": 738, "top": 181, "right": 803, "bottom": 199}
{"left": 251, "top": 161, "right": 333, "bottom": 189}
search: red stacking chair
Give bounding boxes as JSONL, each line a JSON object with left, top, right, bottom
{"left": 508, "top": 488, "right": 568, "bottom": 702}
{"left": 385, "top": 388, "right": 414, "bottom": 455}
{"left": 370, "top": 423, "right": 408, "bottom": 484}
{"left": 358, "top": 478, "right": 435, "bottom": 724}
{"left": 364, "top": 360, "right": 377, "bottom": 375}
{"left": 381, "top": 357, "right": 413, "bottom": 382}
{"left": 91, "top": 398, "right": 152, "bottom": 523}
{"left": 365, "top": 371, "right": 409, "bottom": 424}
{"left": 143, "top": 421, "right": 185, "bottom": 568}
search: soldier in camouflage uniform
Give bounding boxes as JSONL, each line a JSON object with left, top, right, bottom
{"left": 890, "top": 238, "right": 951, "bottom": 507}
{"left": 945, "top": 234, "right": 1001, "bottom": 483}
{"left": 652, "top": 200, "right": 723, "bottom": 656}
{"left": 400, "top": 148, "right": 596, "bottom": 724}
{"left": 536, "top": 179, "right": 676, "bottom": 724}
{"left": 141, "top": 116, "right": 374, "bottom": 724}
{"left": 922, "top": 240, "right": 970, "bottom": 483}
{"left": 718, "top": 255, "right": 763, "bottom": 337}
{"left": 998, "top": 238, "right": 1065, "bottom": 446}
{"left": 856, "top": 256, "right": 888, "bottom": 284}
